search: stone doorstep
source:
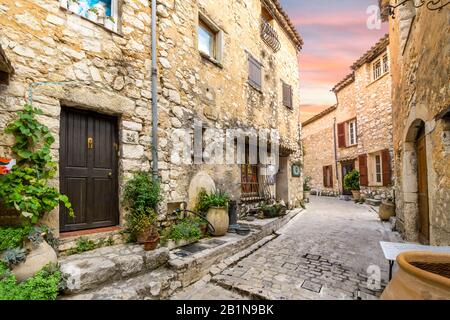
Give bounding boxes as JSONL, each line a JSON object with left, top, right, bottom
{"left": 59, "top": 245, "right": 170, "bottom": 295}
{"left": 58, "top": 228, "right": 126, "bottom": 254}
{"left": 61, "top": 268, "right": 179, "bottom": 300}
{"left": 168, "top": 209, "right": 302, "bottom": 288}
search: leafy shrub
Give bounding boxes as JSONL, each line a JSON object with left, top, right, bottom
{"left": 0, "top": 263, "right": 62, "bottom": 300}
{"left": 344, "top": 170, "right": 360, "bottom": 191}
{"left": 194, "top": 189, "right": 230, "bottom": 215}
{"left": 162, "top": 219, "right": 202, "bottom": 242}
{"left": 124, "top": 208, "right": 157, "bottom": 241}
{"left": 303, "top": 176, "right": 312, "bottom": 192}
{"left": 123, "top": 171, "right": 162, "bottom": 212}
{"left": 0, "top": 226, "right": 31, "bottom": 251}
{"left": 0, "top": 104, "right": 73, "bottom": 224}
{"left": 66, "top": 237, "right": 97, "bottom": 255}
{"left": 2, "top": 248, "right": 27, "bottom": 268}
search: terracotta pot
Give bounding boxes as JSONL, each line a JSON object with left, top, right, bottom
{"left": 206, "top": 207, "right": 229, "bottom": 236}
{"left": 303, "top": 191, "right": 310, "bottom": 200}
{"left": 137, "top": 226, "right": 155, "bottom": 244}
{"left": 144, "top": 235, "right": 160, "bottom": 251}
{"left": 381, "top": 251, "right": 450, "bottom": 300}
{"left": 200, "top": 224, "right": 208, "bottom": 236}
{"left": 351, "top": 190, "right": 361, "bottom": 200}
{"left": 379, "top": 201, "right": 395, "bottom": 221}
{"left": 12, "top": 241, "right": 57, "bottom": 282}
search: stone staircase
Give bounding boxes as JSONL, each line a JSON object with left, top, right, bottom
{"left": 59, "top": 245, "right": 180, "bottom": 300}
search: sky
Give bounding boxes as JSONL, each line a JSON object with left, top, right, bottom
{"left": 279, "top": 0, "right": 388, "bottom": 110}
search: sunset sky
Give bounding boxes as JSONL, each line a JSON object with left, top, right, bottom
{"left": 279, "top": 0, "right": 388, "bottom": 111}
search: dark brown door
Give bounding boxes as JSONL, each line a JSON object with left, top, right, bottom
{"left": 417, "top": 128, "right": 430, "bottom": 244}
{"left": 341, "top": 161, "right": 355, "bottom": 195}
{"left": 60, "top": 108, "right": 119, "bottom": 232}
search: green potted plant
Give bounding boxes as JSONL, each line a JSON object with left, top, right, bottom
{"left": 195, "top": 189, "right": 230, "bottom": 236}
{"left": 344, "top": 170, "right": 361, "bottom": 200}
{"left": 303, "top": 176, "right": 312, "bottom": 201}
{"left": 123, "top": 171, "right": 162, "bottom": 250}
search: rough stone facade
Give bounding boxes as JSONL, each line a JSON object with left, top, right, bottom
{"left": 381, "top": 1, "right": 450, "bottom": 245}
{"left": 302, "top": 36, "right": 393, "bottom": 200}
{"left": 0, "top": 0, "right": 303, "bottom": 237}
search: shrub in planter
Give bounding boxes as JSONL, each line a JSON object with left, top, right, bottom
{"left": 344, "top": 170, "right": 361, "bottom": 200}
{"left": 195, "top": 190, "right": 230, "bottom": 236}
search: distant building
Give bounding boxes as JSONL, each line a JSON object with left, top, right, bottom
{"left": 302, "top": 35, "right": 393, "bottom": 200}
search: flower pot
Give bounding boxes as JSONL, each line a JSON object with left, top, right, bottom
{"left": 12, "top": 240, "right": 57, "bottom": 282}
{"left": 303, "top": 191, "right": 310, "bottom": 201}
{"left": 381, "top": 251, "right": 450, "bottom": 300}
{"left": 379, "top": 201, "right": 395, "bottom": 221}
{"left": 351, "top": 190, "right": 361, "bottom": 200}
{"left": 144, "top": 235, "right": 160, "bottom": 251}
{"left": 206, "top": 207, "right": 229, "bottom": 236}
{"left": 200, "top": 224, "right": 208, "bottom": 236}
{"left": 137, "top": 226, "right": 156, "bottom": 244}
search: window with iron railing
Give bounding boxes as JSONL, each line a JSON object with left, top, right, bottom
{"left": 260, "top": 18, "right": 281, "bottom": 52}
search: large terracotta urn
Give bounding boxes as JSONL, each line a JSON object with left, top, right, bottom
{"left": 206, "top": 207, "right": 229, "bottom": 236}
{"left": 351, "top": 190, "right": 361, "bottom": 201}
{"left": 381, "top": 251, "right": 450, "bottom": 300}
{"left": 379, "top": 201, "right": 395, "bottom": 221}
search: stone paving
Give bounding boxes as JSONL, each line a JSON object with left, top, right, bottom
{"left": 171, "top": 196, "right": 403, "bottom": 300}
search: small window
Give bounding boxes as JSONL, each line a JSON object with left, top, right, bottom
{"left": 373, "top": 60, "right": 382, "bottom": 80}
{"left": 375, "top": 154, "right": 382, "bottom": 183}
{"left": 372, "top": 52, "right": 389, "bottom": 81}
{"left": 198, "top": 14, "right": 223, "bottom": 63}
{"left": 61, "top": 0, "right": 119, "bottom": 32}
{"left": 348, "top": 120, "right": 357, "bottom": 146}
{"left": 248, "top": 55, "right": 262, "bottom": 91}
{"left": 323, "top": 165, "right": 333, "bottom": 188}
{"left": 282, "top": 82, "right": 293, "bottom": 109}
{"left": 368, "top": 152, "right": 383, "bottom": 186}
{"left": 382, "top": 53, "right": 389, "bottom": 73}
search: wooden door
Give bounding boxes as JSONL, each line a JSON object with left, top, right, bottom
{"left": 60, "top": 108, "right": 119, "bottom": 232}
{"left": 417, "top": 129, "right": 430, "bottom": 244}
{"left": 341, "top": 161, "right": 354, "bottom": 195}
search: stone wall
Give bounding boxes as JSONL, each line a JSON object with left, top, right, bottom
{"left": 0, "top": 0, "right": 303, "bottom": 235}
{"left": 387, "top": 4, "right": 450, "bottom": 245}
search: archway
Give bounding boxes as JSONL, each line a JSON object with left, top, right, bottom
{"left": 404, "top": 119, "right": 430, "bottom": 244}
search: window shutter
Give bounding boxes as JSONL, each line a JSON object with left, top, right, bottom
{"left": 381, "top": 149, "right": 391, "bottom": 186}
{"left": 323, "top": 166, "right": 327, "bottom": 187}
{"left": 329, "top": 166, "right": 333, "bottom": 188}
{"left": 359, "top": 154, "right": 368, "bottom": 187}
{"left": 337, "top": 122, "right": 346, "bottom": 148}
{"left": 248, "top": 56, "right": 261, "bottom": 90}
{"left": 282, "top": 83, "right": 292, "bottom": 109}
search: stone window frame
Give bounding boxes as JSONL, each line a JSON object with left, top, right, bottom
{"left": 197, "top": 12, "right": 224, "bottom": 66}
{"left": 347, "top": 119, "right": 357, "bottom": 147}
{"left": 60, "top": 0, "right": 121, "bottom": 33}
{"left": 367, "top": 151, "right": 384, "bottom": 187}
{"left": 371, "top": 52, "right": 389, "bottom": 82}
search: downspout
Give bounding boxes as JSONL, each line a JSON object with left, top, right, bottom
{"left": 333, "top": 90, "right": 339, "bottom": 193}
{"left": 151, "top": 0, "right": 159, "bottom": 181}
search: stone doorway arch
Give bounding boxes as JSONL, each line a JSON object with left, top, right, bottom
{"left": 403, "top": 119, "right": 430, "bottom": 244}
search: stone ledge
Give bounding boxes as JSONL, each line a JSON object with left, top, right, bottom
{"left": 60, "top": 245, "right": 169, "bottom": 294}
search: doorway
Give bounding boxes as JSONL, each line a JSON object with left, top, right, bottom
{"left": 59, "top": 108, "right": 119, "bottom": 232}
{"left": 416, "top": 127, "right": 430, "bottom": 244}
{"left": 341, "top": 161, "right": 355, "bottom": 195}
{"left": 276, "top": 156, "right": 289, "bottom": 203}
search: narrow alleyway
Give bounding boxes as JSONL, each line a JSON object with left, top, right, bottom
{"left": 171, "top": 196, "right": 402, "bottom": 300}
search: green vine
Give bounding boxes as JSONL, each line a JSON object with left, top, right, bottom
{"left": 0, "top": 104, "right": 73, "bottom": 224}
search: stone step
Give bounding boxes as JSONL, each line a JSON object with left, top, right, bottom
{"left": 365, "top": 198, "right": 382, "bottom": 206}
{"left": 61, "top": 267, "right": 179, "bottom": 300}
{"left": 59, "top": 245, "right": 169, "bottom": 294}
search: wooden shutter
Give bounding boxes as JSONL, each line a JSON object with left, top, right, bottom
{"left": 282, "top": 83, "right": 293, "bottom": 109}
{"left": 381, "top": 149, "right": 391, "bottom": 186}
{"left": 323, "top": 166, "right": 327, "bottom": 187}
{"left": 248, "top": 56, "right": 261, "bottom": 90}
{"left": 329, "top": 166, "right": 333, "bottom": 188}
{"left": 337, "top": 122, "right": 346, "bottom": 148}
{"left": 359, "top": 154, "right": 368, "bottom": 187}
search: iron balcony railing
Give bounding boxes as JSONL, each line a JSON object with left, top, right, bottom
{"left": 260, "top": 19, "right": 281, "bottom": 52}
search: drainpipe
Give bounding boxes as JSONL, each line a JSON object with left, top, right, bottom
{"left": 151, "top": 0, "right": 159, "bottom": 181}
{"left": 333, "top": 90, "right": 339, "bottom": 193}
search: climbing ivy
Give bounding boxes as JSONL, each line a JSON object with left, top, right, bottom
{"left": 0, "top": 104, "right": 73, "bottom": 224}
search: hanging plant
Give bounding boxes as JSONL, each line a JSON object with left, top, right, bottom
{"left": 0, "top": 104, "right": 73, "bottom": 224}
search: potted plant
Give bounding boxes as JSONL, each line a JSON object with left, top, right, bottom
{"left": 195, "top": 189, "right": 230, "bottom": 236}
{"left": 86, "top": 7, "right": 99, "bottom": 23}
{"left": 344, "top": 170, "right": 361, "bottom": 200}
{"left": 122, "top": 171, "right": 162, "bottom": 250}
{"left": 68, "top": 0, "right": 80, "bottom": 14}
{"left": 379, "top": 196, "right": 395, "bottom": 221}
{"left": 303, "top": 176, "right": 312, "bottom": 201}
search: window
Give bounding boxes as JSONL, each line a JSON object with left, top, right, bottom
{"left": 61, "top": 0, "right": 119, "bottom": 32}
{"left": 323, "top": 165, "right": 333, "bottom": 188}
{"left": 241, "top": 145, "right": 260, "bottom": 197}
{"left": 248, "top": 55, "right": 262, "bottom": 91}
{"left": 282, "top": 82, "right": 293, "bottom": 109}
{"left": 364, "top": 149, "right": 391, "bottom": 187}
{"left": 348, "top": 120, "right": 357, "bottom": 146}
{"left": 198, "top": 14, "right": 223, "bottom": 63}
{"left": 372, "top": 52, "right": 389, "bottom": 81}
{"left": 375, "top": 154, "right": 382, "bottom": 183}
{"left": 337, "top": 119, "right": 357, "bottom": 148}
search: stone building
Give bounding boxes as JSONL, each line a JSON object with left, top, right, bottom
{"left": 380, "top": 1, "right": 450, "bottom": 245}
{"left": 0, "top": 0, "right": 303, "bottom": 240}
{"left": 302, "top": 35, "right": 393, "bottom": 200}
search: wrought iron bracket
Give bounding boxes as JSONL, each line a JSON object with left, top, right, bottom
{"left": 386, "top": 0, "right": 450, "bottom": 19}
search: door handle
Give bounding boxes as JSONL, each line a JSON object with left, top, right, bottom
{"left": 108, "top": 172, "right": 112, "bottom": 178}
{"left": 87, "top": 137, "right": 94, "bottom": 149}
